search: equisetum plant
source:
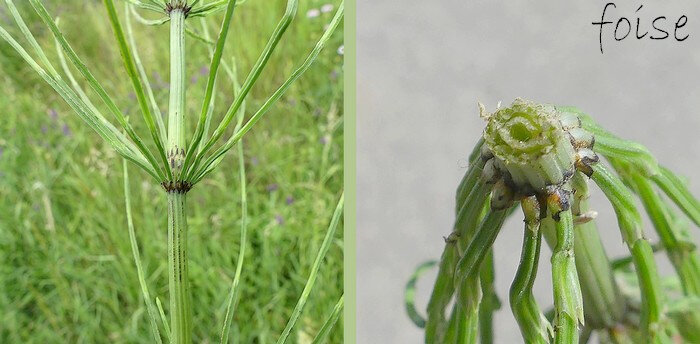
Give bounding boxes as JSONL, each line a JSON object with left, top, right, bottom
{"left": 0, "top": 0, "right": 344, "bottom": 343}
{"left": 405, "top": 99, "right": 700, "bottom": 343}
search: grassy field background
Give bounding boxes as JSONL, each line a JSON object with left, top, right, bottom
{"left": 0, "top": 0, "right": 343, "bottom": 342}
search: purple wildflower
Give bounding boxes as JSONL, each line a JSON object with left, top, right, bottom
{"left": 266, "top": 183, "right": 279, "bottom": 192}
{"left": 319, "top": 136, "right": 329, "bottom": 145}
{"left": 41, "top": 125, "right": 48, "bottom": 134}
{"left": 306, "top": 8, "right": 320, "bottom": 18}
{"left": 199, "top": 66, "right": 209, "bottom": 76}
{"left": 48, "top": 108, "right": 58, "bottom": 121}
{"left": 275, "top": 214, "right": 285, "bottom": 225}
{"left": 62, "top": 124, "right": 72, "bottom": 137}
{"left": 286, "top": 196, "right": 294, "bottom": 205}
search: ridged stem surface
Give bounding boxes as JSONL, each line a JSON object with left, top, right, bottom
{"left": 168, "top": 9, "right": 187, "bottom": 175}
{"left": 510, "top": 197, "right": 550, "bottom": 343}
{"left": 168, "top": 191, "right": 191, "bottom": 343}
{"left": 541, "top": 173, "right": 624, "bottom": 329}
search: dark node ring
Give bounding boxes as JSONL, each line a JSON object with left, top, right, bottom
{"left": 161, "top": 180, "right": 193, "bottom": 193}
{"left": 543, "top": 186, "right": 571, "bottom": 221}
{"left": 165, "top": 2, "right": 192, "bottom": 17}
{"left": 444, "top": 232, "right": 460, "bottom": 244}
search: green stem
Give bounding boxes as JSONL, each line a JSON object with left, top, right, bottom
{"left": 651, "top": 166, "right": 700, "bottom": 227}
{"left": 182, "top": 0, "right": 238, "bottom": 174}
{"left": 168, "top": 8, "right": 187, "bottom": 176}
{"left": 168, "top": 191, "right": 192, "bottom": 344}
{"left": 542, "top": 173, "right": 624, "bottom": 329}
{"left": 478, "top": 250, "right": 499, "bottom": 344}
{"left": 311, "top": 294, "right": 344, "bottom": 344}
{"left": 510, "top": 197, "right": 550, "bottom": 343}
{"left": 454, "top": 208, "right": 509, "bottom": 311}
{"left": 627, "top": 170, "right": 700, "bottom": 295}
{"left": 166, "top": 8, "right": 190, "bottom": 343}
{"left": 425, "top": 161, "right": 489, "bottom": 343}
{"left": 123, "top": 161, "right": 163, "bottom": 344}
{"left": 219, "top": 141, "right": 248, "bottom": 344}
{"left": 186, "top": 0, "right": 299, "bottom": 180}
{"left": 590, "top": 163, "right": 664, "bottom": 340}
{"left": 548, "top": 192, "right": 583, "bottom": 344}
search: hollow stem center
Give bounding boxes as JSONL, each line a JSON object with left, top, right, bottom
{"left": 509, "top": 119, "right": 535, "bottom": 142}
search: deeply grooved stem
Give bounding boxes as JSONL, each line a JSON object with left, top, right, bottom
{"left": 168, "top": 191, "right": 191, "bottom": 343}
{"left": 168, "top": 9, "right": 186, "bottom": 176}
{"left": 167, "top": 8, "right": 190, "bottom": 344}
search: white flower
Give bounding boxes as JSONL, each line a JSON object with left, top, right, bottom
{"left": 320, "top": 4, "right": 334, "bottom": 13}
{"left": 306, "top": 8, "right": 320, "bottom": 18}
{"left": 337, "top": 45, "right": 344, "bottom": 55}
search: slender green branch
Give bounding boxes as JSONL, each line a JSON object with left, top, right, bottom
{"left": 103, "top": 0, "right": 172, "bottom": 180}
{"left": 219, "top": 140, "right": 248, "bottom": 344}
{"left": 311, "top": 294, "right": 344, "bottom": 344}
{"left": 616, "top": 162, "right": 700, "bottom": 341}
{"left": 577, "top": 108, "right": 699, "bottom": 225}
{"left": 404, "top": 260, "right": 437, "bottom": 328}
{"left": 478, "top": 249, "right": 500, "bottom": 344}
{"left": 189, "top": 0, "right": 248, "bottom": 17}
{"left": 27, "top": 0, "right": 167, "bottom": 181}
{"left": 425, "top": 170, "right": 489, "bottom": 343}
{"left": 189, "top": 1, "right": 343, "bottom": 182}
{"left": 590, "top": 163, "right": 664, "bottom": 340}
{"left": 425, "top": 240, "right": 462, "bottom": 343}
{"left": 510, "top": 196, "right": 551, "bottom": 343}
{"left": 156, "top": 297, "right": 171, "bottom": 342}
{"left": 123, "top": 160, "right": 163, "bottom": 344}
{"left": 122, "top": 0, "right": 164, "bottom": 13}
{"left": 456, "top": 138, "right": 485, "bottom": 212}
{"left": 129, "top": 4, "right": 170, "bottom": 26}
{"left": 564, "top": 172, "right": 624, "bottom": 329}
{"left": 443, "top": 304, "right": 464, "bottom": 343}
{"left": 651, "top": 166, "right": 700, "bottom": 226}
{"left": 276, "top": 193, "right": 344, "bottom": 344}
{"left": 454, "top": 208, "right": 509, "bottom": 338}
{"left": 0, "top": 25, "right": 159, "bottom": 179}
{"left": 125, "top": 3, "right": 167, "bottom": 140}
{"left": 5, "top": 0, "right": 59, "bottom": 78}
{"left": 53, "top": 23, "right": 102, "bottom": 116}
{"left": 622, "top": 166, "right": 700, "bottom": 294}
{"left": 611, "top": 243, "right": 664, "bottom": 270}
{"left": 185, "top": 0, "right": 300, "bottom": 180}
{"left": 547, "top": 192, "right": 583, "bottom": 343}
{"left": 181, "top": 0, "right": 239, "bottom": 176}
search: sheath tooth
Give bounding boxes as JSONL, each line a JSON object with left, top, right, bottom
{"left": 559, "top": 111, "right": 582, "bottom": 130}
{"left": 568, "top": 127, "right": 595, "bottom": 149}
{"left": 481, "top": 158, "right": 499, "bottom": 184}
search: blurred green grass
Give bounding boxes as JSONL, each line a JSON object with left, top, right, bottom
{"left": 0, "top": 0, "right": 343, "bottom": 342}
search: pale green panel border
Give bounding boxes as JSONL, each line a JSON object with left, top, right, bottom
{"left": 343, "top": 0, "right": 356, "bottom": 342}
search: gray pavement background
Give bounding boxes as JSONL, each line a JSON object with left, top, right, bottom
{"left": 357, "top": 1, "right": 700, "bottom": 343}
